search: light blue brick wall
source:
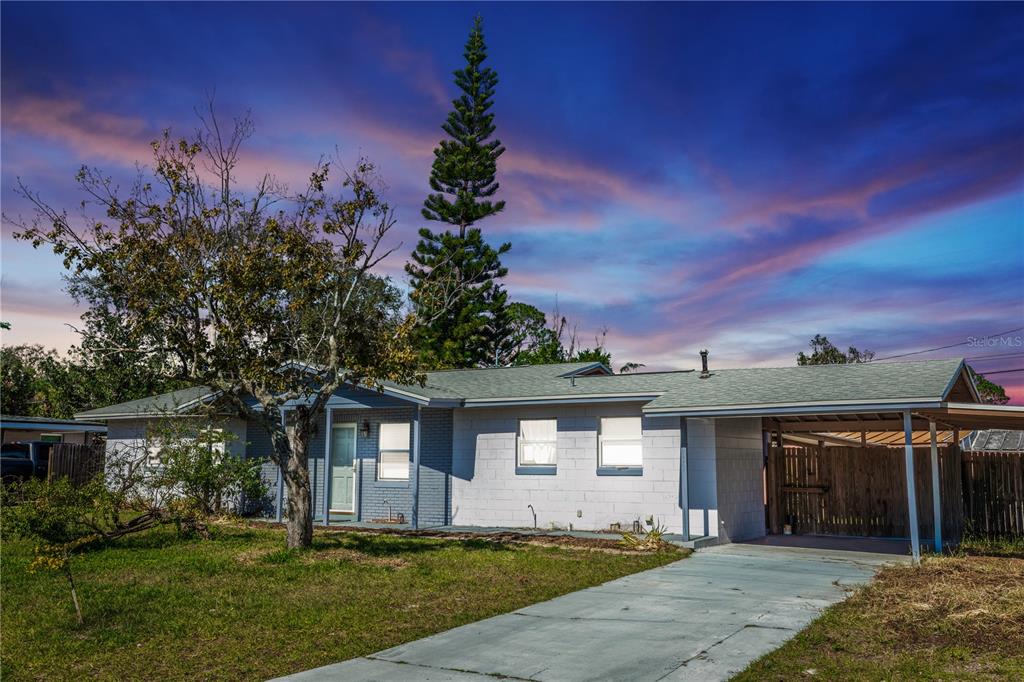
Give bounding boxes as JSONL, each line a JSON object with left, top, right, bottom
{"left": 243, "top": 418, "right": 279, "bottom": 517}
{"left": 242, "top": 412, "right": 328, "bottom": 522}
{"left": 243, "top": 390, "right": 453, "bottom": 527}
{"left": 344, "top": 407, "right": 452, "bottom": 527}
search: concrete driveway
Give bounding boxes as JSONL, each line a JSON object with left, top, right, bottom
{"left": 275, "top": 542, "right": 904, "bottom": 682}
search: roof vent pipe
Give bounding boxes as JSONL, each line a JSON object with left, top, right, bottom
{"left": 699, "top": 349, "right": 710, "bottom": 379}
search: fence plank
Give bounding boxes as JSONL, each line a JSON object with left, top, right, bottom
{"left": 961, "top": 449, "right": 1024, "bottom": 537}
{"left": 772, "top": 444, "right": 986, "bottom": 540}
{"left": 47, "top": 443, "right": 105, "bottom": 486}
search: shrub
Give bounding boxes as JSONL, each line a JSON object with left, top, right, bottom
{"left": 146, "top": 423, "right": 267, "bottom": 517}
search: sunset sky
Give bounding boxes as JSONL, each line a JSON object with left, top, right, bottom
{"left": 2, "top": 2, "right": 1022, "bottom": 402}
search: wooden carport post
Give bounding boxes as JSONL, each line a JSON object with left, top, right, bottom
{"left": 929, "top": 420, "right": 942, "bottom": 552}
{"left": 903, "top": 410, "right": 921, "bottom": 563}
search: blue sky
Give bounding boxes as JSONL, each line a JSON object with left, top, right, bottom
{"left": 2, "top": 2, "right": 1022, "bottom": 400}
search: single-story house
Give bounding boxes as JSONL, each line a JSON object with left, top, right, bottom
{"left": 1, "top": 415, "right": 107, "bottom": 445}
{"left": 76, "top": 356, "right": 1024, "bottom": 557}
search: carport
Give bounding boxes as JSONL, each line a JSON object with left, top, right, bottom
{"left": 764, "top": 400, "right": 1024, "bottom": 562}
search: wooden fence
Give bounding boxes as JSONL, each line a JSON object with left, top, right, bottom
{"left": 962, "top": 450, "right": 1024, "bottom": 537}
{"left": 768, "top": 445, "right": 964, "bottom": 541}
{"left": 48, "top": 442, "right": 105, "bottom": 486}
{"left": 768, "top": 445, "right": 1024, "bottom": 540}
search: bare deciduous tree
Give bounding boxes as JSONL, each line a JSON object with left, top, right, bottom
{"left": 10, "top": 104, "right": 436, "bottom": 548}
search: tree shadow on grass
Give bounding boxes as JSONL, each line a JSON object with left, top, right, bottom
{"left": 111, "top": 523, "right": 266, "bottom": 552}
{"left": 315, "top": 533, "right": 513, "bottom": 558}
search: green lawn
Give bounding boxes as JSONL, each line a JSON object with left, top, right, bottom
{"left": 1, "top": 522, "right": 683, "bottom": 680}
{"left": 734, "top": 542, "right": 1024, "bottom": 681}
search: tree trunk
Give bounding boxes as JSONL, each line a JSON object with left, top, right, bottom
{"left": 64, "top": 561, "right": 83, "bottom": 626}
{"left": 283, "top": 422, "right": 314, "bottom": 549}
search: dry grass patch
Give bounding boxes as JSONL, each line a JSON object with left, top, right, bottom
{"left": 735, "top": 551, "right": 1024, "bottom": 681}
{"left": 321, "top": 524, "right": 693, "bottom": 556}
{"left": 867, "top": 556, "right": 1024, "bottom": 655}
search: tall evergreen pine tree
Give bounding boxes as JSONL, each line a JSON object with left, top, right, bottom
{"left": 406, "top": 16, "right": 512, "bottom": 368}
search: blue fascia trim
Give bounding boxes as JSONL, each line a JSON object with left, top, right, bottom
{"left": 516, "top": 465, "right": 557, "bottom": 476}
{"left": 597, "top": 466, "right": 643, "bottom": 477}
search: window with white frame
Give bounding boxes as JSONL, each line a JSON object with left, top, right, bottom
{"left": 517, "top": 419, "right": 557, "bottom": 467}
{"left": 378, "top": 423, "right": 410, "bottom": 480}
{"left": 599, "top": 417, "right": 643, "bottom": 468}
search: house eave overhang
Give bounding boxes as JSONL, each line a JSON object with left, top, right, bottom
{"left": 642, "top": 399, "right": 946, "bottom": 418}
{"left": 2, "top": 420, "right": 108, "bottom": 433}
{"left": 939, "top": 401, "right": 1024, "bottom": 414}
{"left": 72, "top": 411, "right": 215, "bottom": 421}
{"left": 372, "top": 385, "right": 461, "bottom": 407}
{"left": 461, "top": 393, "right": 663, "bottom": 408}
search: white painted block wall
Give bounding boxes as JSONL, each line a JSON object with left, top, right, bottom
{"left": 714, "top": 417, "right": 766, "bottom": 542}
{"left": 105, "top": 417, "right": 248, "bottom": 461}
{"left": 451, "top": 403, "right": 684, "bottom": 533}
{"left": 685, "top": 417, "right": 718, "bottom": 537}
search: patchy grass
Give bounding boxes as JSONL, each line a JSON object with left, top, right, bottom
{"left": 1, "top": 522, "right": 684, "bottom": 680}
{"left": 735, "top": 547, "right": 1024, "bottom": 681}
{"left": 958, "top": 533, "right": 1024, "bottom": 559}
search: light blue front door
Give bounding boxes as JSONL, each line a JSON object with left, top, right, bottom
{"left": 330, "top": 425, "right": 356, "bottom": 512}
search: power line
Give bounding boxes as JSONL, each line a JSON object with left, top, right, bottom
{"left": 872, "top": 326, "right": 1024, "bottom": 362}
{"left": 964, "top": 351, "right": 1024, "bottom": 362}
{"left": 974, "top": 367, "right": 1024, "bottom": 376}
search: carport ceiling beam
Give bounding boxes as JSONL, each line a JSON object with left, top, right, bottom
{"left": 776, "top": 419, "right": 932, "bottom": 432}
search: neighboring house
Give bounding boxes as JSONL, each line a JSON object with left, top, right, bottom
{"left": 968, "top": 429, "right": 1024, "bottom": 451}
{"left": 76, "top": 357, "right": 1018, "bottom": 548}
{"left": 0, "top": 414, "right": 107, "bottom": 445}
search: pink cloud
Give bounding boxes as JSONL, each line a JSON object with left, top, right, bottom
{"left": 323, "top": 113, "right": 692, "bottom": 232}
{"left": 2, "top": 95, "right": 152, "bottom": 167}
{"left": 723, "top": 134, "right": 1022, "bottom": 233}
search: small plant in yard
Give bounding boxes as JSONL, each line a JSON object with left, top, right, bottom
{"left": 2, "top": 477, "right": 107, "bottom": 625}
{"left": 619, "top": 522, "right": 671, "bottom": 552}
{"left": 1, "top": 427, "right": 267, "bottom": 625}
{"left": 2, "top": 481, "right": 165, "bottom": 626}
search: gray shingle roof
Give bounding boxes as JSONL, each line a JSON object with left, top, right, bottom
{"left": 1, "top": 415, "right": 108, "bottom": 431}
{"left": 75, "top": 358, "right": 969, "bottom": 418}
{"left": 642, "top": 359, "right": 966, "bottom": 412}
{"left": 75, "top": 386, "right": 214, "bottom": 419}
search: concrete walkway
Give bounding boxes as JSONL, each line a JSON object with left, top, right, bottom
{"left": 275, "top": 543, "right": 905, "bottom": 682}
